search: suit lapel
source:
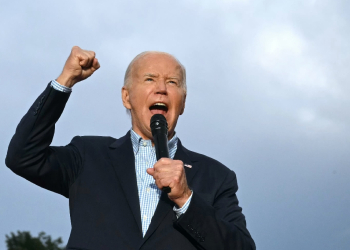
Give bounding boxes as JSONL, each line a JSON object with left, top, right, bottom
{"left": 140, "top": 139, "right": 199, "bottom": 245}
{"left": 141, "top": 191, "right": 174, "bottom": 244}
{"left": 108, "top": 132, "right": 142, "bottom": 235}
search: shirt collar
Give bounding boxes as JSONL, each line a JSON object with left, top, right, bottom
{"left": 130, "top": 129, "right": 178, "bottom": 155}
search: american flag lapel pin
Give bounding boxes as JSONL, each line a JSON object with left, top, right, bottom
{"left": 184, "top": 163, "right": 192, "bottom": 168}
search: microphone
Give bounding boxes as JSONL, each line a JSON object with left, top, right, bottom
{"left": 150, "top": 114, "right": 171, "bottom": 193}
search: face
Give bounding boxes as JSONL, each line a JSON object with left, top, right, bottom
{"left": 122, "top": 53, "right": 186, "bottom": 140}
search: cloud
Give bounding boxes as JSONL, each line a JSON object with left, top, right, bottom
{"left": 250, "top": 25, "right": 340, "bottom": 97}
{"left": 296, "top": 107, "right": 342, "bottom": 135}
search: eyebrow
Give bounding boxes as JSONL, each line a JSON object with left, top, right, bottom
{"left": 168, "top": 77, "right": 180, "bottom": 80}
{"left": 143, "top": 73, "right": 179, "bottom": 80}
{"left": 144, "top": 73, "right": 159, "bottom": 78}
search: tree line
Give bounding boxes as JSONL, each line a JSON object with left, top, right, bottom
{"left": 5, "top": 231, "right": 65, "bottom": 250}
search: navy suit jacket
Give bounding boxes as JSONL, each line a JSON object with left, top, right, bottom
{"left": 6, "top": 84, "right": 255, "bottom": 250}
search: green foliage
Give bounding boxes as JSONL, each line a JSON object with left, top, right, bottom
{"left": 5, "top": 231, "right": 65, "bottom": 250}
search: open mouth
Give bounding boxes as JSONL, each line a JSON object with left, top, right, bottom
{"left": 149, "top": 103, "right": 168, "bottom": 114}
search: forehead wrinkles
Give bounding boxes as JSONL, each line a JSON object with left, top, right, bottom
{"left": 132, "top": 54, "right": 182, "bottom": 78}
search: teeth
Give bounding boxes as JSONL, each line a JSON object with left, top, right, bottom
{"left": 154, "top": 103, "right": 167, "bottom": 107}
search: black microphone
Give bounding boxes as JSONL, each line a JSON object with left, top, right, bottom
{"left": 150, "top": 114, "right": 171, "bottom": 193}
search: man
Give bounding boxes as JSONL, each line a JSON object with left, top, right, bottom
{"left": 6, "top": 46, "right": 255, "bottom": 250}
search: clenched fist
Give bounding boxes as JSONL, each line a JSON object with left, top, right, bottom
{"left": 147, "top": 158, "right": 192, "bottom": 208}
{"left": 56, "top": 46, "right": 100, "bottom": 88}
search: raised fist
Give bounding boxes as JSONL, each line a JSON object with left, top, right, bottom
{"left": 56, "top": 46, "right": 100, "bottom": 88}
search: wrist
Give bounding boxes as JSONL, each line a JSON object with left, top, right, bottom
{"left": 56, "top": 74, "right": 76, "bottom": 88}
{"left": 173, "top": 189, "right": 192, "bottom": 208}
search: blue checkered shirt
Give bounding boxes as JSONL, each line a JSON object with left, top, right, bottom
{"left": 51, "top": 80, "right": 192, "bottom": 236}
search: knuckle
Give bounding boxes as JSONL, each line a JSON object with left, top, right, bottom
{"left": 159, "top": 179, "right": 165, "bottom": 187}
{"left": 173, "top": 176, "right": 180, "bottom": 183}
{"left": 175, "top": 160, "right": 183, "bottom": 167}
{"left": 83, "top": 51, "right": 90, "bottom": 59}
{"left": 174, "top": 160, "right": 183, "bottom": 165}
{"left": 155, "top": 181, "right": 160, "bottom": 188}
{"left": 175, "top": 164, "right": 183, "bottom": 171}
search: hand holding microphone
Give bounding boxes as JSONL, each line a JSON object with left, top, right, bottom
{"left": 150, "top": 114, "right": 171, "bottom": 193}
{"left": 146, "top": 114, "right": 192, "bottom": 207}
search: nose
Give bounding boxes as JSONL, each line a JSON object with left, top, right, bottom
{"left": 154, "top": 79, "right": 167, "bottom": 95}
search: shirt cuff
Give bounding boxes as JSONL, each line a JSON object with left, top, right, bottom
{"left": 51, "top": 79, "right": 72, "bottom": 93}
{"left": 173, "top": 191, "right": 193, "bottom": 218}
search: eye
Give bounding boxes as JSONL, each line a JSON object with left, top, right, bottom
{"left": 146, "top": 78, "right": 154, "bottom": 82}
{"left": 168, "top": 80, "right": 178, "bottom": 85}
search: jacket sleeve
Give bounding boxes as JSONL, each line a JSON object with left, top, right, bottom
{"left": 5, "top": 83, "right": 83, "bottom": 198}
{"left": 174, "top": 170, "right": 256, "bottom": 250}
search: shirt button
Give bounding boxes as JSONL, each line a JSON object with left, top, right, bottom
{"left": 143, "top": 141, "right": 147, "bottom": 146}
{"left": 143, "top": 215, "right": 147, "bottom": 220}
{"left": 147, "top": 188, "right": 150, "bottom": 193}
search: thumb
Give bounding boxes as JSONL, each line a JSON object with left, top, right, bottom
{"left": 146, "top": 168, "right": 155, "bottom": 176}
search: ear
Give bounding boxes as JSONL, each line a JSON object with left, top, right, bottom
{"left": 121, "top": 86, "right": 132, "bottom": 110}
{"left": 180, "top": 93, "right": 186, "bottom": 115}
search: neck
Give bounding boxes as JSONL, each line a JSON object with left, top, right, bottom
{"left": 131, "top": 128, "right": 175, "bottom": 142}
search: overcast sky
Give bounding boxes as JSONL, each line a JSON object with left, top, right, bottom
{"left": 1, "top": 0, "right": 350, "bottom": 249}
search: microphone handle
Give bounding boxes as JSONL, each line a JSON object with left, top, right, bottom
{"left": 153, "top": 133, "right": 171, "bottom": 193}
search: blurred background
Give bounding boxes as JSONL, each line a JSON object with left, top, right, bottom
{"left": 1, "top": 0, "right": 349, "bottom": 249}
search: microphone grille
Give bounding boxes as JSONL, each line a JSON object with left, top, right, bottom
{"left": 150, "top": 114, "right": 168, "bottom": 131}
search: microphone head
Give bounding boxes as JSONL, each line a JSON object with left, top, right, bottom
{"left": 150, "top": 114, "right": 168, "bottom": 136}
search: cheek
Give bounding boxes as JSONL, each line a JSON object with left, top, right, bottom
{"left": 129, "top": 93, "right": 143, "bottom": 110}
{"left": 129, "top": 89, "right": 151, "bottom": 110}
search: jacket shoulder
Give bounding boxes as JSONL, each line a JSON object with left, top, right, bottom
{"left": 78, "top": 135, "right": 116, "bottom": 144}
{"left": 182, "top": 146, "right": 236, "bottom": 176}
{"left": 67, "top": 135, "right": 117, "bottom": 152}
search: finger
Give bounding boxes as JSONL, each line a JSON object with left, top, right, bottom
{"left": 85, "top": 51, "right": 96, "bottom": 66}
{"left": 154, "top": 169, "right": 182, "bottom": 181}
{"left": 154, "top": 158, "right": 172, "bottom": 168}
{"left": 159, "top": 158, "right": 172, "bottom": 164}
{"left": 78, "top": 53, "right": 92, "bottom": 68}
{"left": 80, "top": 58, "right": 99, "bottom": 78}
{"left": 153, "top": 171, "right": 182, "bottom": 189}
{"left": 80, "top": 67, "right": 98, "bottom": 79}
{"left": 153, "top": 165, "right": 173, "bottom": 174}
{"left": 155, "top": 177, "right": 171, "bottom": 190}
{"left": 70, "top": 46, "right": 87, "bottom": 67}
{"left": 86, "top": 50, "right": 96, "bottom": 58}
{"left": 78, "top": 50, "right": 95, "bottom": 68}
{"left": 146, "top": 168, "right": 155, "bottom": 176}
{"left": 153, "top": 159, "right": 173, "bottom": 171}
{"left": 172, "top": 175, "right": 181, "bottom": 185}
{"left": 154, "top": 159, "right": 183, "bottom": 171}
{"left": 173, "top": 160, "right": 184, "bottom": 165}
{"left": 92, "top": 58, "right": 100, "bottom": 70}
